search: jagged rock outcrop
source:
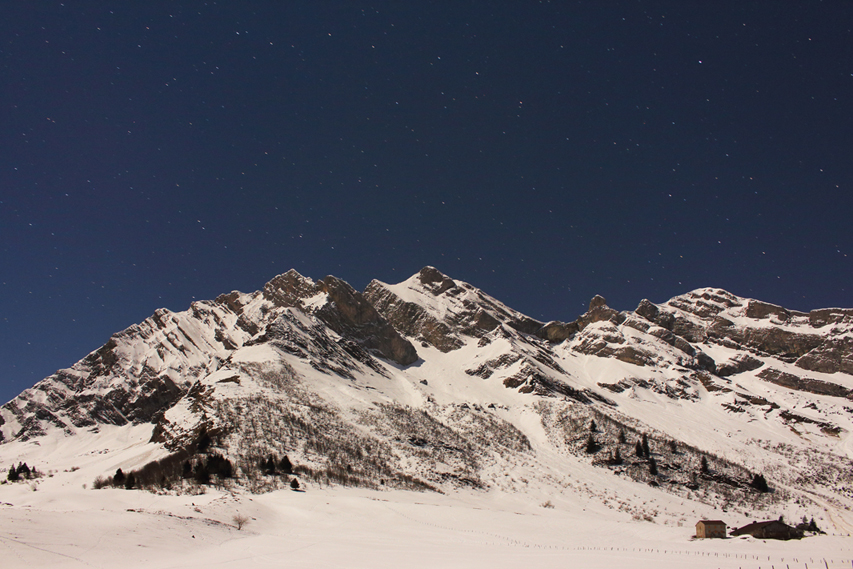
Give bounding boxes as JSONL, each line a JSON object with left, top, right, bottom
{"left": 795, "top": 336, "right": 853, "bottom": 374}
{"left": 717, "top": 354, "right": 764, "bottom": 377}
{"left": 756, "top": 368, "right": 852, "bottom": 399}
{"left": 364, "top": 266, "right": 544, "bottom": 351}
{"left": 261, "top": 270, "right": 417, "bottom": 365}
{"left": 364, "top": 277, "right": 463, "bottom": 353}
{"left": 0, "top": 269, "right": 417, "bottom": 441}
{"left": 535, "top": 320, "right": 579, "bottom": 342}
{"left": 0, "top": 302, "right": 242, "bottom": 441}
{"left": 316, "top": 276, "right": 418, "bottom": 365}
{"left": 635, "top": 289, "right": 852, "bottom": 379}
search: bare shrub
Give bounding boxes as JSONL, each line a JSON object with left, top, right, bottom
{"left": 232, "top": 513, "right": 250, "bottom": 530}
{"left": 92, "top": 475, "right": 111, "bottom": 489}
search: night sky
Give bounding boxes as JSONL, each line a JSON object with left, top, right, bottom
{"left": 2, "top": 2, "right": 851, "bottom": 404}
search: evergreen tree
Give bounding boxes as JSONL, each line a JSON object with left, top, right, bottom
{"left": 641, "top": 434, "right": 650, "bottom": 457}
{"left": 290, "top": 477, "right": 300, "bottom": 490}
{"left": 635, "top": 440, "right": 644, "bottom": 458}
{"left": 17, "top": 463, "right": 30, "bottom": 479}
{"left": 124, "top": 472, "right": 136, "bottom": 490}
{"left": 7, "top": 464, "right": 19, "bottom": 482}
{"left": 114, "top": 468, "right": 126, "bottom": 485}
{"left": 648, "top": 457, "right": 658, "bottom": 476}
{"left": 207, "top": 454, "right": 233, "bottom": 479}
{"left": 700, "top": 456, "right": 709, "bottom": 474}
{"left": 751, "top": 473, "right": 769, "bottom": 492}
{"left": 196, "top": 428, "right": 212, "bottom": 453}
{"left": 618, "top": 430, "right": 626, "bottom": 444}
{"left": 584, "top": 434, "right": 599, "bottom": 454}
{"left": 589, "top": 419, "right": 598, "bottom": 432}
{"left": 279, "top": 455, "right": 293, "bottom": 475}
{"left": 808, "top": 518, "right": 821, "bottom": 533}
{"left": 612, "top": 447, "right": 623, "bottom": 465}
{"left": 194, "top": 462, "right": 211, "bottom": 485}
{"left": 261, "top": 456, "right": 276, "bottom": 475}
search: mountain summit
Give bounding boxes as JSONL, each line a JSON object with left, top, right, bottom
{"left": 2, "top": 268, "right": 852, "bottom": 526}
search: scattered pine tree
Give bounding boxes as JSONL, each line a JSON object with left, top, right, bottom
{"left": 194, "top": 462, "right": 211, "bottom": 485}
{"left": 196, "top": 428, "right": 212, "bottom": 454}
{"left": 16, "top": 463, "right": 30, "bottom": 479}
{"left": 751, "top": 473, "right": 769, "bottom": 493}
{"left": 611, "top": 447, "right": 623, "bottom": 465}
{"left": 584, "top": 434, "right": 600, "bottom": 454}
{"left": 207, "top": 453, "right": 233, "bottom": 479}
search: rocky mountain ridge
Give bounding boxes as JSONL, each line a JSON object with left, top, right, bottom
{"left": 2, "top": 267, "right": 852, "bottom": 524}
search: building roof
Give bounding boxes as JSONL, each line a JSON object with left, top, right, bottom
{"left": 731, "top": 520, "right": 792, "bottom": 536}
{"left": 697, "top": 520, "right": 726, "bottom": 525}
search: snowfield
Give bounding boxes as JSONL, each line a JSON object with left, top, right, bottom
{"left": 2, "top": 423, "right": 852, "bottom": 569}
{"left": 2, "top": 480, "right": 852, "bottom": 569}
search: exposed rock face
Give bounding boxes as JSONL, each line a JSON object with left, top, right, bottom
{"left": 576, "top": 295, "right": 626, "bottom": 332}
{"left": 363, "top": 266, "right": 544, "bottom": 351}
{"left": 262, "top": 269, "right": 320, "bottom": 308}
{"left": 0, "top": 303, "right": 235, "bottom": 441}
{"left": 536, "top": 320, "right": 579, "bottom": 342}
{"left": 364, "top": 280, "right": 463, "bottom": 353}
{"left": 1, "top": 269, "right": 417, "bottom": 441}
{"left": 717, "top": 354, "right": 765, "bottom": 377}
{"left": 260, "top": 270, "right": 418, "bottom": 365}
{"left": 316, "top": 276, "right": 418, "bottom": 366}
{"left": 756, "top": 368, "right": 852, "bottom": 399}
{"left": 636, "top": 289, "right": 851, "bottom": 379}
{"left": 795, "top": 336, "right": 853, "bottom": 374}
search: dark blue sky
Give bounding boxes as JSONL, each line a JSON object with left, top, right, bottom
{"left": 2, "top": 2, "right": 851, "bottom": 404}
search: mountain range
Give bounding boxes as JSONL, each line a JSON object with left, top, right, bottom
{"left": 2, "top": 266, "right": 852, "bottom": 529}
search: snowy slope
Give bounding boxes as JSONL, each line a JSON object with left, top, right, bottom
{"left": 2, "top": 266, "right": 853, "bottom": 565}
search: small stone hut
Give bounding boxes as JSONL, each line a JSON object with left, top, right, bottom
{"left": 695, "top": 520, "right": 727, "bottom": 538}
{"left": 696, "top": 520, "right": 726, "bottom": 538}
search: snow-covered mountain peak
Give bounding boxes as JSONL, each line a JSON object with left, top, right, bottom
{"left": 364, "top": 266, "right": 544, "bottom": 354}
{"left": 3, "top": 268, "right": 853, "bottom": 538}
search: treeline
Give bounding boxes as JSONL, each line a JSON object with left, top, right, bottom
{"left": 93, "top": 427, "right": 301, "bottom": 492}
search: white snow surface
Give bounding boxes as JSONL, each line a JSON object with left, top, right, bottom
{"left": 3, "top": 449, "right": 853, "bottom": 569}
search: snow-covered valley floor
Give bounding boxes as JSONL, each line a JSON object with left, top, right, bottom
{"left": 3, "top": 478, "right": 852, "bottom": 569}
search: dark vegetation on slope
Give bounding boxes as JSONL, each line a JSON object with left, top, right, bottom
{"left": 537, "top": 402, "right": 777, "bottom": 511}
